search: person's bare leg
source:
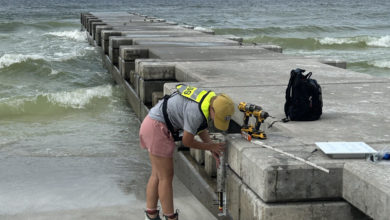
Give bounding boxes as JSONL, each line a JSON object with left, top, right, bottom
{"left": 149, "top": 154, "right": 175, "bottom": 218}
{"left": 146, "top": 153, "right": 160, "bottom": 218}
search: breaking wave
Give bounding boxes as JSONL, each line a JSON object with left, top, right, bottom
{"left": 243, "top": 35, "right": 390, "bottom": 50}
{"left": 0, "top": 54, "right": 45, "bottom": 69}
{"left": 369, "top": 60, "right": 390, "bottom": 69}
{"left": 0, "top": 21, "right": 77, "bottom": 32}
{"left": 45, "top": 30, "right": 86, "bottom": 42}
{"left": 214, "top": 25, "right": 358, "bottom": 36}
{"left": 350, "top": 60, "right": 390, "bottom": 70}
{"left": 0, "top": 85, "right": 113, "bottom": 117}
{"left": 319, "top": 36, "right": 390, "bottom": 47}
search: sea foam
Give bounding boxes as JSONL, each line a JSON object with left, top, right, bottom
{"left": 0, "top": 54, "right": 44, "bottom": 68}
{"left": 369, "top": 60, "right": 390, "bottom": 69}
{"left": 45, "top": 30, "right": 86, "bottom": 42}
{"left": 319, "top": 35, "right": 390, "bottom": 47}
{"left": 0, "top": 85, "right": 113, "bottom": 115}
{"left": 46, "top": 85, "right": 113, "bottom": 108}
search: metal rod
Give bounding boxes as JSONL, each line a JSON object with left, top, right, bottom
{"left": 252, "top": 140, "right": 330, "bottom": 173}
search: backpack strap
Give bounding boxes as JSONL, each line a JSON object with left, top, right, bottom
{"left": 162, "top": 93, "right": 182, "bottom": 141}
{"left": 305, "top": 72, "right": 312, "bottom": 79}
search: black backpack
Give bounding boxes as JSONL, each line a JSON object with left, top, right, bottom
{"left": 284, "top": 68, "right": 322, "bottom": 121}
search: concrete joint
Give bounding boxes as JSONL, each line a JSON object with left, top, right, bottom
{"left": 138, "top": 62, "right": 176, "bottom": 80}
{"left": 120, "top": 47, "right": 149, "bottom": 61}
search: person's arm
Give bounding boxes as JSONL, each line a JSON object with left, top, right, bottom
{"left": 182, "top": 130, "right": 224, "bottom": 157}
{"left": 183, "top": 130, "right": 224, "bottom": 167}
{"left": 198, "top": 129, "right": 212, "bottom": 143}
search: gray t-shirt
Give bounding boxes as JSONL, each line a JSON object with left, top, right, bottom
{"left": 148, "top": 94, "right": 206, "bottom": 135}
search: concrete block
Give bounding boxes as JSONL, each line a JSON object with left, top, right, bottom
{"left": 140, "top": 102, "right": 149, "bottom": 121}
{"left": 226, "top": 169, "right": 241, "bottom": 220}
{"left": 102, "top": 54, "right": 112, "bottom": 75}
{"left": 84, "top": 16, "right": 96, "bottom": 27}
{"left": 91, "top": 21, "right": 105, "bottom": 40}
{"left": 239, "top": 184, "right": 369, "bottom": 220}
{"left": 190, "top": 148, "right": 196, "bottom": 159}
{"left": 87, "top": 19, "right": 102, "bottom": 34}
{"left": 119, "top": 57, "right": 135, "bottom": 81}
{"left": 108, "top": 46, "right": 119, "bottom": 66}
{"left": 134, "top": 73, "right": 140, "bottom": 97}
{"left": 112, "top": 66, "right": 123, "bottom": 86}
{"left": 194, "top": 27, "right": 215, "bottom": 35}
{"left": 194, "top": 149, "right": 205, "bottom": 165}
{"left": 166, "top": 21, "right": 178, "bottom": 25}
{"left": 226, "top": 35, "right": 243, "bottom": 43}
{"left": 101, "top": 30, "right": 122, "bottom": 54}
{"left": 240, "top": 144, "right": 344, "bottom": 202}
{"left": 86, "top": 33, "right": 94, "bottom": 46}
{"left": 95, "top": 25, "right": 113, "bottom": 44}
{"left": 135, "top": 59, "right": 162, "bottom": 73}
{"left": 173, "top": 151, "right": 219, "bottom": 217}
{"left": 152, "top": 92, "right": 164, "bottom": 106}
{"left": 129, "top": 70, "right": 136, "bottom": 86}
{"left": 86, "top": 18, "right": 100, "bottom": 34}
{"left": 109, "top": 37, "right": 133, "bottom": 49}
{"left": 260, "top": 44, "right": 283, "bottom": 53}
{"left": 119, "top": 46, "right": 149, "bottom": 61}
{"left": 138, "top": 62, "right": 175, "bottom": 80}
{"left": 320, "top": 59, "right": 347, "bottom": 69}
{"left": 181, "top": 25, "right": 194, "bottom": 29}
{"left": 343, "top": 161, "right": 390, "bottom": 220}
{"left": 139, "top": 78, "right": 172, "bottom": 106}
{"left": 226, "top": 134, "right": 269, "bottom": 177}
{"left": 204, "top": 150, "right": 216, "bottom": 177}
{"left": 123, "top": 81, "right": 141, "bottom": 119}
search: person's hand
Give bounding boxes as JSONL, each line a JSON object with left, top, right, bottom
{"left": 209, "top": 142, "right": 225, "bottom": 157}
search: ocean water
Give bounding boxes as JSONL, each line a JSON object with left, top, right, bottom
{"left": 0, "top": 0, "right": 389, "bottom": 215}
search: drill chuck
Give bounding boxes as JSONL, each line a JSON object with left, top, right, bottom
{"left": 238, "top": 102, "right": 262, "bottom": 112}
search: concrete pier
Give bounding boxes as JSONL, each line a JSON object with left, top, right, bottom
{"left": 81, "top": 12, "right": 390, "bottom": 220}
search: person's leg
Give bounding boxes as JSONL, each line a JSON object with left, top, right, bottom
{"left": 146, "top": 156, "right": 159, "bottom": 218}
{"left": 149, "top": 153, "right": 175, "bottom": 219}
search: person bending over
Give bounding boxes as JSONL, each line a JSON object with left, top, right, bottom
{"left": 139, "top": 84, "right": 235, "bottom": 220}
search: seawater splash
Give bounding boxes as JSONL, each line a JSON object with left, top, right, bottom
{"left": 0, "top": 54, "right": 44, "bottom": 69}
{"left": 369, "top": 60, "right": 390, "bottom": 69}
{"left": 0, "top": 85, "right": 113, "bottom": 116}
{"left": 319, "top": 35, "right": 390, "bottom": 47}
{"left": 45, "top": 30, "right": 86, "bottom": 42}
{"left": 47, "top": 84, "right": 112, "bottom": 108}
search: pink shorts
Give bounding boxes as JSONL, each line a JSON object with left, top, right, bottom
{"left": 139, "top": 115, "right": 175, "bottom": 158}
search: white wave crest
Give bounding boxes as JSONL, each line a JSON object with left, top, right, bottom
{"left": 46, "top": 30, "right": 86, "bottom": 42}
{"left": 318, "top": 37, "right": 359, "bottom": 45}
{"left": 0, "top": 85, "right": 113, "bottom": 111}
{"left": 366, "top": 35, "right": 390, "bottom": 47}
{"left": 0, "top": 54, "right": 44, "bottom": 68}
{"left": 319, "top": 35, "right": 390, "bottom": 47}
{"left": 46, "top": 85, "right": 113, "bottom": 108}
{"left": 369, "top": 60, "right": 390, "bottom": 69}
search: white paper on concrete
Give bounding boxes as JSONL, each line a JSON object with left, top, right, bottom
{"left": 315, "top": 142, "right": 377, "bottom": 159}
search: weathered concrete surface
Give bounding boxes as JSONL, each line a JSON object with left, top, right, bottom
{"left": 204, "top": 150, "right": 216, "bottom": 177}
{"left": 239, "top": 184, "right": 370, "bottom": 220}
{"left": 173, "top": 151, "right": 220, "bottom": 218}
{"left": 165, "top": 78, "right": 390, "bottom": 203}
{"left": 343, "top": 160, "right": 390, "bottom": 220}
{"left": 83, "top": 12, "right": 390, "bottom": 219}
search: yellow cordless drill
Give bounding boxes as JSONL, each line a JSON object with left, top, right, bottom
{"left": 238, "top": 102, "right": 269, "bottom": 140}
{"left": 252, "top": 109, "right": 269, "bottom": 139}
{"left": 238, "top": 102, "right": 261, "bottom": 135}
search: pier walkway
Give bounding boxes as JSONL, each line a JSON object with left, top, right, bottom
{"left": 82, "top": 12, "right": 390, "bottom": 220}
